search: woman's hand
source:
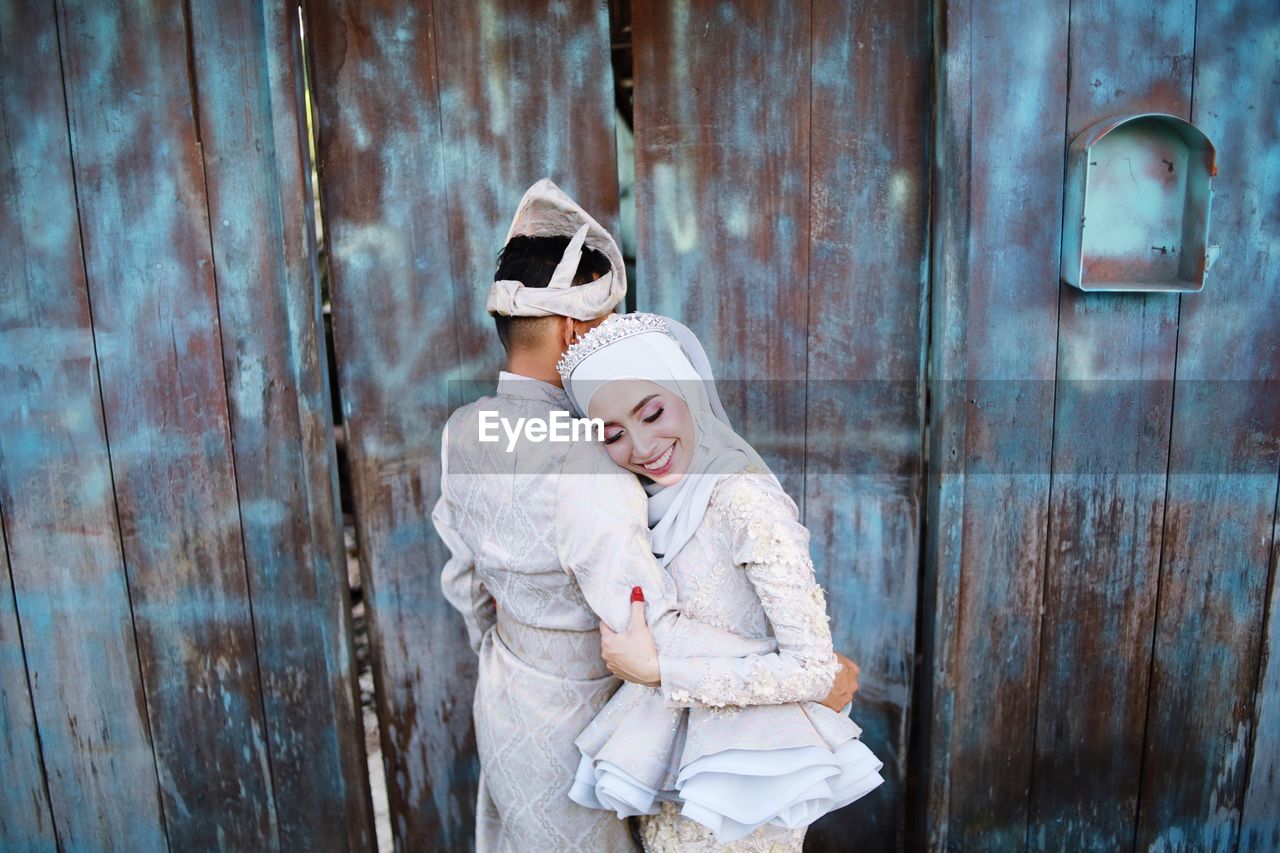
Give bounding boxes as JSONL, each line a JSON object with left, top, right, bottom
{"left": 819, "top": 652, "right": 861, "bottom": 711}
{"left": 599, "top": 587, "right": 661, "bottom": 687}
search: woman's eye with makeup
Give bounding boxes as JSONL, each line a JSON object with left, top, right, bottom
{"left": 604, "top": 429, "right": 623, "bottom": 445}
{"left": 642, "top": 407, "right": 664, "bottom": 424}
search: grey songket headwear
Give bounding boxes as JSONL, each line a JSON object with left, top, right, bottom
{"left": 557, "top": 313, "right": 776, "bottom": 565}
{"left": 486, "top": 178, "right": 627, "bottom": 321}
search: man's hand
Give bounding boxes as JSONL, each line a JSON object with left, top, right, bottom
{"left": 600, "top": 587, "right": 661, "bottom": 687}
{"left": 819, "top": 652, "right": 861, "bottom": 711}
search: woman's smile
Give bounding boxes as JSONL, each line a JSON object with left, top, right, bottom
{"left": 635, "top": 441, "right": 677, "bottom": 477}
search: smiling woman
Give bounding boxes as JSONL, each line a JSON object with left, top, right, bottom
{"left": 555, "top": 313, "right": 884, "bottom": 848}
{"left": 589, "top": 380, "right": 695, "bottom": 484}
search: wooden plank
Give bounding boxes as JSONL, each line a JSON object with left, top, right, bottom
{"left": 921, "top": 0, "right": 1068, "bottom": 847}
{"left": 801, "top": 0, "right": 931, "bottom": 848}
{"left": 302, "top": 2, "right": 471, "bottom": 845}
{"left": 306, "top": 1, "right": 615, "bottom": 845}
{"left": 0, "top": 4, "right": 167, "bottom": 849}
{"left": 0, "top": 525, "right": 57, "bottom": 850}
{"left": 1194, "top": 10, "right": 1280, "bottom": 848}
{"left": 54, "top": 2, "right": 277, "bottom": 846}
{"left": 1245, "top": 482, "right": 1280, "bottom": 853}
{"left": 916, "top": 3, "right": 972, "bottom": 843}
{"left": 187, "top": 2, "right": 374, "bottom": 848}
{"left": 631, "top": 0, "right": 811, "bottom": 501}
{"left": 433, "top": 0, "right": 621, "bottom": 379}
{"left": 1139, "top": 0, "right": 1280, "bottom": 848}
{"left": 1028, "top": 3, "right": 1193, "bottom": 849}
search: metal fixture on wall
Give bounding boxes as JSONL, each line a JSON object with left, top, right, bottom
{"left": 1062, "top": 113, "right": 1219, "bottom": 292}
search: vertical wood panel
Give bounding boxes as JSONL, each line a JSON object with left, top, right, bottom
{"left": 305, "top": 1, "right": 617, "bottom": 846}
{"left": 631, "top": 0, "right": 811, "bottom": 499}
{"left": 434, "top": 0, "right": 621, "bottom": 378}
{"left": 1029, "top": 3, "right": 1193, "bottom": 848}
{"left": 303, "top": 3, "right": 469, "bottom": 845}
{"left": 918, "top": 3, "right": 971, "bottom": 843}
{"left": 1139, "top": 0, "right": 1280, "bottom": 848}
{"left": 0, "top": 527, "right": 57, "bottom": 850}
{"left": 55, "top": 2, "right": 277, "bottom": 846}
{"left": 923, "top": 0, "right": 1068, "bottom": 846}
{"left": 802, "top": 0, "right": 931, "bottom": 848}
{"left": 1244, "top": 485, "right": 1280, "bottom": 853}
{"left": 0, "top": 3, "right": 166, "bottom": 848}
{"left": 188, "top": 1, "right": 374, "bottom": 848}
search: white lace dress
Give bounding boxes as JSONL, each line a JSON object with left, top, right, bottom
{"left": 569, "top": 466, "right": 885, "bottom": 850}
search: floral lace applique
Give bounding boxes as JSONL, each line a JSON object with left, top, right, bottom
{"left": 682, "top": 546, "right": 734, "bottom": 627}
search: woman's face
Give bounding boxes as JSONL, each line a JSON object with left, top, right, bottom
{"left": 587, "top": 379, "right": 695, "bottom": 486}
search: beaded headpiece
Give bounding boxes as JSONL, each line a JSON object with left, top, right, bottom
{"left": 555, "top": 313, "right": 672, "bottom": 384}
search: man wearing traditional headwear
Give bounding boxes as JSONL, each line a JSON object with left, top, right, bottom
{"left": 432, "top": 180, "right": 792, "bottom": 851}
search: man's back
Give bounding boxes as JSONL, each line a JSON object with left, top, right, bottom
{"left": 436, "top": 372, "right": 635, "bottom": 852}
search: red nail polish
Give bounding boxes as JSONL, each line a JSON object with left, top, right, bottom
{"left": 630, "top": 586, "right": 644, "bottom": 603}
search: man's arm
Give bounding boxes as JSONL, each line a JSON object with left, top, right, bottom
{"left": 433, "top": 422, "right": 496, "bottom": 654}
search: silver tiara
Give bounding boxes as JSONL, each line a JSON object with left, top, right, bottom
{"left": 555, "top": 312, "right": 671, "bottom": 382}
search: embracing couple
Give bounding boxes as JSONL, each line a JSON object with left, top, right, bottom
{"left": 433, "top": 180, "right": 884, "bottom": 852}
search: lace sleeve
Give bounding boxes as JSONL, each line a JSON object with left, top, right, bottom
{"left": 657, "top": 470, "right": 841, "bottom": 709}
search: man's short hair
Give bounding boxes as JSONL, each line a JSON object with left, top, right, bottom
{"left": 492, "top": 235, "right": 612, "bottom": 352}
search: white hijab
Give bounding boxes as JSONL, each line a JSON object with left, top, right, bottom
{"left": 562, "top": 314, "right": 774, "bottom": 565}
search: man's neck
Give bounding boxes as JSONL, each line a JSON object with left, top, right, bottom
{"left": 504, "top": 352, "right": 563, "bottom": 387}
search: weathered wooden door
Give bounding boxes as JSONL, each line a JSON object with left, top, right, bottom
{"left": 4, "top": 1, "right": 1279, "bottom": 851}
{"left": 0, "top": 1, "right": 370, "bottom": 850}
{"left": 304, "top": 0, "right": 1280, "bottom": 850}
{"left": 922, "top": 0, "right": 1280, "bottom": 849}
{"left": 305, "top": 1, "right": 929, "bottom": 849}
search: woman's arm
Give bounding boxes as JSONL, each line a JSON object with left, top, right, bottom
{"left": 652, "top": 470, "right": 843, "bottom": 709}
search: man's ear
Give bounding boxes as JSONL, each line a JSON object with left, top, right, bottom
{"left": 559, "top": 315, "right": 578, "bottom": 349}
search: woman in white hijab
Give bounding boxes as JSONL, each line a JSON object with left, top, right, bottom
{"left": 557, "top": 313, "right": 884, "bottom": 851}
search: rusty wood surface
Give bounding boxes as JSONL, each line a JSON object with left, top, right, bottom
{"left": 922, "top": 0, "right": 1069, "bottom": 847}
{"left": 631, "top": 0, "right": 811, "bottom": 501}
{"left": 0, "top": 521, "right": 57, "bottom": 847}
{"left": 303, "top": 2, "right": 471, "bottom": 846}
{"left": 1138, "top": 0, "right": 1280, "bottom": 848}
{"left": 0, "top": 525, "right": 55, "bottom": 845}
{"left": 304, "top": 1, "right": 617, "bottom": 846}
{"left": 1245, "top": 495, "right": 1280, "bottom": 853}
{"left": 188, "top": 1, "right": 374, "bottom": 848}
{"left": 5, "top": 2, "right": 1273, "bottom": 849}
{"left": 802, "top": 0, "right": 931, "bottom": 848}
{"left": 55, "top": 1, "right": 277, "bottom": 846}
{"left": 1029, "top": 2, "right": 1193, "bottom": 849}
{"left": 433, "top": 0, "right": 621, "bottom": 378}
{"left": 0, "top": 3, "right": 168, "bottom": 849}
{"left": 1172, "top": 8, "right": 1280, "bottom": 847}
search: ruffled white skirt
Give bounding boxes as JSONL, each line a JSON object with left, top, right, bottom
{"left": 568, "top": 683, "right": 884, "bottom": 844}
